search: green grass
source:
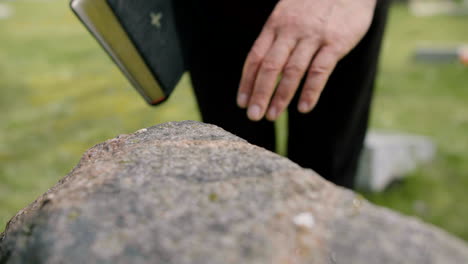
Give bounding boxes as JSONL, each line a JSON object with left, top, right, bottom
{"left": 0, "top": 0, "right": 200, "bottom": 229}
{"left": 1, "top": 1, "right": 468, "bottom": 240}
{"left": 365, "top": 3, "right": 468, "bottom": 239}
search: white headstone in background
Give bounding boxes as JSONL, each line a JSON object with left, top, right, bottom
{"left": 0, "top": 4, "right": 13, "bottom": 20}
{"left": 410, "top": 0, "right": 468, "bottom": 16}
{"left": 356, "top": 131, "right": 436, "bottom": 192}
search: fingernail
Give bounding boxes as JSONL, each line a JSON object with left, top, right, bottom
{"left": 247, "top": 104, "right": 262, "bottom": 121}
{"left": 298, "top": 102, "right": 309, "bottom": 113}
{"left": 267, "top": 107, "right": 277, "bottom": 121}
{"left": 237, "top": 93, "right": 248, "bottom": 108}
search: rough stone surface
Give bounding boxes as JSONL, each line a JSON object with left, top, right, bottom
{"left": 1, "top": 121, "right": 467, "bottom": 264}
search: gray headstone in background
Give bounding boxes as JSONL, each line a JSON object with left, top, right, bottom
{"left": 356, "top": 131, "right": 436, "bottom": 191}
{"left": 1, "top": 121, "right": 466, "bottom": 264}
{"left": 413, "top": 46, "right": 468, "bottom": 64}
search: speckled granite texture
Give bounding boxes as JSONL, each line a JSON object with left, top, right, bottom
{"left": 1, "top": 121, "right": 467, "bottom": 264}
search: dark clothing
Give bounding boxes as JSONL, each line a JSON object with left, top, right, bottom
{"left": 185, "top": 0, "right": 390, "bottom": 188}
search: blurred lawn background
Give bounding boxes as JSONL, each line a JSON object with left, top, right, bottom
{"left": 1, "top": 1, "right": 468, "bottom": 239}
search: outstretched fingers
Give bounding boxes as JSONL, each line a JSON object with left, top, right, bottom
{"left": 238, "top": 27, "right": 341, "bottom": 121}
{"left": 266, "top": 39, "right": 317, "bottom": 121}
{"left": 298, "top": 46, "right": 340, "bottom": 113}
{"left": 246, "top": 36, "right": 296, "bottom": 121}
{"left": 237, "top": 28, "right": 275, "bottom": 109}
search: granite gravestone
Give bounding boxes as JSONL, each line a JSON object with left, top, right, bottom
{"left": 1, "top": 121, "right": 467, "bottom": 264}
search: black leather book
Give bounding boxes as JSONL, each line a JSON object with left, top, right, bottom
{"left": 70, "top": 0, "right": 186, "bottom": 105}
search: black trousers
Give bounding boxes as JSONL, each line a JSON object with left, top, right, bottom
{"left": 185, "top": 0, "right": 390, "bottom": 188}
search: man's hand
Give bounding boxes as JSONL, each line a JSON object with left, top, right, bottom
{"left": 237, "top": 0, "right": 377, "bottom": 121}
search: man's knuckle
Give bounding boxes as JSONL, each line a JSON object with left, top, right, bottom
{"left": 283, "top": 64, "right": 303, "bottom": 77}
{"left": 248, "top": 49, "right": 264, "bottom": 65}
{"left": 269, "top": 9, "right": 282, "bottom": 22}
{"left": 309, "top": 64, "right": 331, "bottom": 75}
{"left": 325, "top": 44, "right": 343, "bottom": 57}
{"left": 274, "top": 92, "right": 290, "bottom": 105}
{"left": 283, "top": 15, "right": 300, "bottom": 27}
{"left": 262, "top": 60, "right": 281, "bottom": 73}
{"left": 301, "top": 88, "right": 312, "bottom": 98}
{"left": 253, "top": 89, "right": 270, "bottom": 100}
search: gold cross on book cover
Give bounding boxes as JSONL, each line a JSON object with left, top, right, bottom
{"left": 70, "top": 0, "right": 186, "bottom": 105}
